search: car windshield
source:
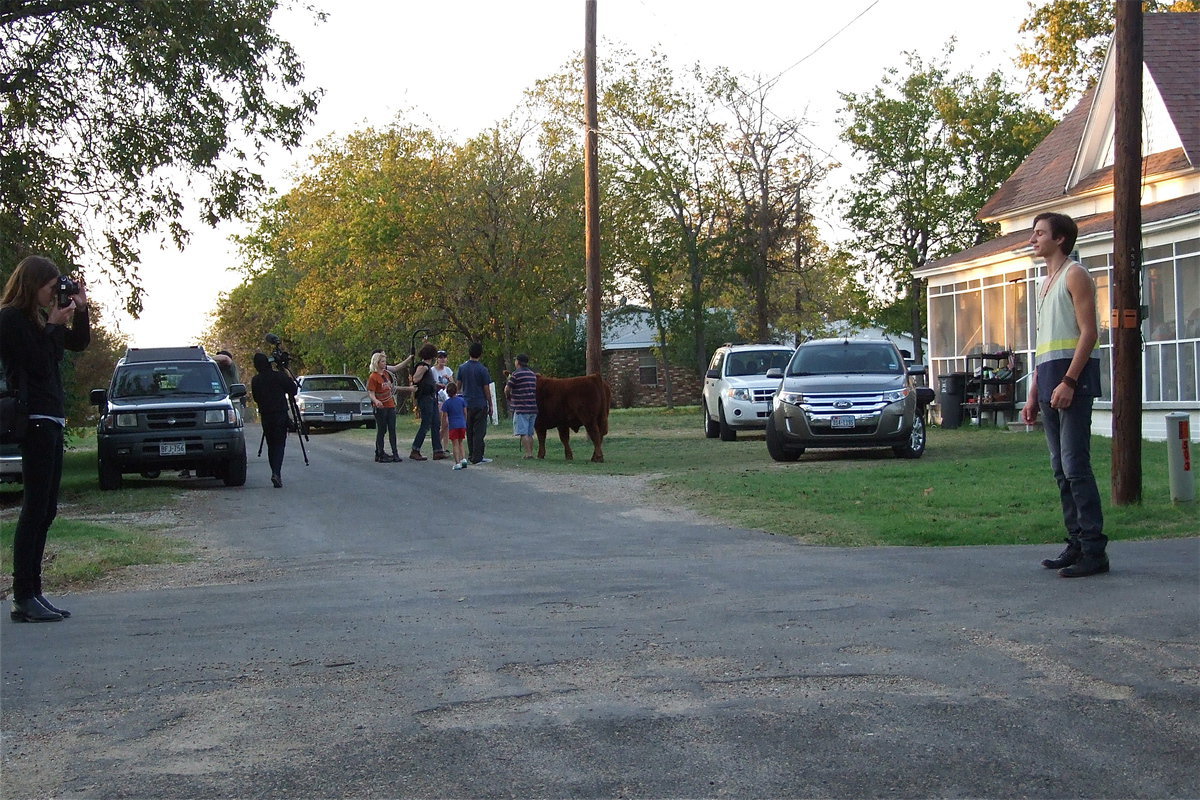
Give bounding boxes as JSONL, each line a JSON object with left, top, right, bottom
{"left": 302, "top": 377, "right": 364, "bottom": 392}
{"left": 788, "top": 344, "right": 903, "bottom": 376}
{"left": 726, "top": 350, "right": 792, "bottom": 377}
{"left": 113, "top": 363, "right": 225, "bottom": 398}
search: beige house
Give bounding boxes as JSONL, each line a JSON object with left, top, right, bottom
{"left": 915, "top": 12, "right": 1199, "bottom": 441}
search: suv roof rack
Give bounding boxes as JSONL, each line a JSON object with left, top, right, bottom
{"left": 122, "top": 346, "right": 209, "bottom": 363}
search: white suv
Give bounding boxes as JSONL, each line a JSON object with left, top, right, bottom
{"left": 702, "top": 343, "right": 795, "bottom": 441}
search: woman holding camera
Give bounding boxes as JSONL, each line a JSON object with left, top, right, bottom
{"left": 0, "top": 256, "right": 90, "bottom": 623}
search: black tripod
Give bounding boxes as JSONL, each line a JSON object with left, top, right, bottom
{"left": 258, "top": 334, "right": 309, "bottom": 466}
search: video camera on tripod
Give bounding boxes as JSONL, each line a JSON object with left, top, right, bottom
{"left": 261, "top": 333, "right": 309, "bottom": 465}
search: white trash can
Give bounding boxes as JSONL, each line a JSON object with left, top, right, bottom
{"left": 1165, "top": 412, "right": 1195, "bottom": 504}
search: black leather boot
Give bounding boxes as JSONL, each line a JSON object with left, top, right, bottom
{"left": 1041, "top": 538, "right": 1081, "bottom": 569}
{"left": 10, "top": 598, "right": 63, "bottom": 622}
{"left": 1060, "top": 551, "right": 1110, "bottom": 578}
{"left": 375, "top": 453, "right": 392, "bottom": 463}
{"left": 35, "top": 595, "right": 71, "bottom": 618}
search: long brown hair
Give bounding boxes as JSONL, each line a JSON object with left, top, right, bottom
{"left": 1, "top": 255, "right": 61, "bottom": 327}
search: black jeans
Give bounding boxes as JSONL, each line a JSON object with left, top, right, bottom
{"left": 374, "top": 406, "right": 398, "bottom": 456}
{"left": 411, "top": 394, "right": 442, "bottom": 454}
{"left": 260, "top": 411, "right": 289, "bottom": 477}
{"left": 12, "top": 419, "right": 64, "bottom": 600}
{"left": 466, "top": 406, "right": 489, "bottom": 463}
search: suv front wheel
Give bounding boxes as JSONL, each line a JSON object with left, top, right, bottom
{"left": 766, "top": 416, "right": 803, "bottom": 462}
{"left": 893, "top": 411, "right": 927, "bottom": 459}
{"left": 98, "top": 455, "right": 123, "bottom": 490}
{"left": 222, "top": 452, "right": 248, "bottom": 487}
{"left": 718, "top": 403, "right": 737, "bottom": 442}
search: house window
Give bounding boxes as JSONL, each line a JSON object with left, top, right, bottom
{"left": 1142, "top": 240, "right": 1200, "bottom": 402}
{"left": 639, "top": 351, "right": 658, "bottom": 386}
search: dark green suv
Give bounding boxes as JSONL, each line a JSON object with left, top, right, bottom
{"left": 90, "top": 346, "right": 247, "bottom": 489}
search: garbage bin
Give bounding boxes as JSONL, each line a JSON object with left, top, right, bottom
{"left": 938, "top": 372, "right": 966, "bottom": 429}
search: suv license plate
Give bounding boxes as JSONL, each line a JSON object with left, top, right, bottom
{"left": 335, "top": 413, "right": 351, "bottom": 422}
{"left": 159, "top": 442, "right": 186, "bottom": 456}
{"left": 831, "top": 415, "right": 856, "bottom": 429}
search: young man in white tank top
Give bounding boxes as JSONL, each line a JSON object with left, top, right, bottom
{"left": 1020, "top": 212, "right": 1108, "bottom": 577}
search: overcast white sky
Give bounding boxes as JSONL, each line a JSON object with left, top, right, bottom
{"left": 99, "top": 0, "right": 1033, "bottom": 347}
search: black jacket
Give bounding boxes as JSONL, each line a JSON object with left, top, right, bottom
{"left": 251, "top": 369, "right": 296, "bottom": 416}
{"left": 0, "top": 305, "right": 90, "bottom": 418}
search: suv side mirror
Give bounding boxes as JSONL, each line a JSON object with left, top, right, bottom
{"left": 766, "top": 368, "right": 784, "bottom": 379}
{"left": 90, "top": 388, "right": 107, "bottom": 406}
{"left": 907, "top": 364, "right": 927, "bottom": 376}
{"left": 705, "top": 369, "right": 720, "bottom": 379}
{"left": 229, "top": 383, "right": 247, "bottom": 399}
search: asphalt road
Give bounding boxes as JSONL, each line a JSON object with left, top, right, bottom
{"left": 2, "top": 426, "right": 1198, "bottom": 799}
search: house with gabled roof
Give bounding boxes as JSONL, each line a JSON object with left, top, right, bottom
{"left": 914, "top": 12, "right": 1199, "bottom": 441}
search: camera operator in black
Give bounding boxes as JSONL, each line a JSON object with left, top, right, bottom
{"left": 251, "top": 352, "right": 296, "bottom": 488}
{"left": 0, "top": 256, "right": 90, "bottom": 622}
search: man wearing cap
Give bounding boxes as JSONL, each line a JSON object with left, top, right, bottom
{"left": 505, "top": 353, "right": 538, "bottom": 459}
{"left": 431, "top": 349, "right": 454, "bottom": 452}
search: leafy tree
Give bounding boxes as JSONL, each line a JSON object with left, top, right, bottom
{"left": 838, "top": 51, "right": 1055, "bottom": 361}
{"left": 705, "top": 66, "right": 828, "bottom": 344}
{"left": 1017, "top": 0, "right": 1198, "bottom": 113}
{"left": 0, "top": 0, "right": 322, "bottom": 312}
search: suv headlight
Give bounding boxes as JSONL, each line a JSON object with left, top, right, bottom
{"left": 205, "top": 409, "right": 233, "bottom": 424}
{"left": 882, "top": 387, "right": 911, "bottom": 405}
{"left": 775, "top": 391, "right": 805, "bottom": 407}
{"left": 115, "top": 413, "right": 138, "bottom": 428}
{"left": 725, "top": 387, "right": 752, "bottom": 401}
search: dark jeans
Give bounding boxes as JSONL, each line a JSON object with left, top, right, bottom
{"left": 12, "top": 419, "right": 64, "bottom": 600}
{"left": 1040, "top": 397, "right": 1106, "bottom": 553}
{"left": 260, "top": 412, "right": 289, "bottom": 477}
{"left": 466, "top": 406, "right": 489, "bottom": 463}
{"left": 411, "top": 394, "right": 442, "bottom": 454}
{"left": 374, "top": 406, "right": 398, "bottom": 456}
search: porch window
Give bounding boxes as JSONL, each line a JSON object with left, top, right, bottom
{"left": 1142, "top": 240, "right": 1200, "bottom": 402}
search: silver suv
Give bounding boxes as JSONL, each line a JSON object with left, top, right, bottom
{"left": 765, "top": 338, "right": 932, "bottom": 460}
{"left": 702, "top": 343, "right": 795, "bottom": 441}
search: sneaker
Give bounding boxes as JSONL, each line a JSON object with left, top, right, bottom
{"left": 459, "top": 459, "right": 469, "bottom": 468}
{"left": 479, "top": 457, "right": 493, "bottom": 464}
{"left": 452, "top": 463, "right": 463, "bottom": 470}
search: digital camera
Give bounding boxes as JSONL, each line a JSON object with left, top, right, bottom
{"left": 56, "top": 276, "right": 81, "bottom": 308}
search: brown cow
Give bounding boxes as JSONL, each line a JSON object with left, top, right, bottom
{"left": 534, "top": 373, "right": 612, "bottom": 462}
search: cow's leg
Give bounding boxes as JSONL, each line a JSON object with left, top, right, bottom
{"left": 536, "top": 427, "right": 547, "bottom": 459}
{"left": 585, "top": 423, "right": 605, "bottom": 463}
{"left": 558, "top": 425, "right": 574, "bottom": 460}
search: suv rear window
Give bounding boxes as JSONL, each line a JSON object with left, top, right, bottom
{"left": 113, "top": 363, "right": 224, "bottom": 398}
{"left": 789, "top": 344, "right": 903, "bottom": 376}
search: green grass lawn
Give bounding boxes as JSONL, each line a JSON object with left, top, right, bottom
{"left": 359, "top": 406, "right": 1198, "bottom": 548}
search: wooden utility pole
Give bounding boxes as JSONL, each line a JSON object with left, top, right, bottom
{"left": 1112, "top": 0, "right": 1143, "bottom": 504}
{"left": 583, "top": 0, "right": 603, "bottom": 375}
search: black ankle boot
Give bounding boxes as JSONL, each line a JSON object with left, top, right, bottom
{"left": 35, "top": 595, "right": 71, "bottom": 618}
{"left": 1042, "top": 539, "right": 1081, "bottom": 569}
{"left": 375, "top": 453, "right": 392, "bottom": 463}
{"left": 10, "top": 598, "right": 63, "bottom": 623}
{"left": 1060, "top": 551, "right": 1110, "bottom": 578}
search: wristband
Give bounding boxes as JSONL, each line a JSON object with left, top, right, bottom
{"left": 1061, "top": 375, "right": 1077, "bottom": 389}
